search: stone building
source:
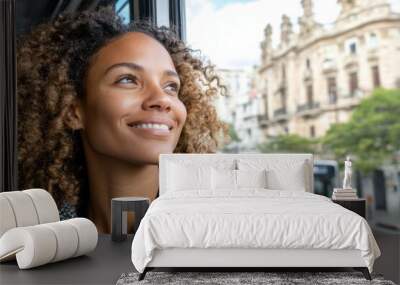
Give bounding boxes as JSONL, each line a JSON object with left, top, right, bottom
{"left": 258, "top": 0, "right": 400, "bottom": 139}
{"left": 216, "top": 68, "right": 265, "bottom": 151}
{"left": 215, "top": 68, "right": 249, "bottom": 125}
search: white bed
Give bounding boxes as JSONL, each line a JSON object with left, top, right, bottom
{"left": 131, "top": 154, "right": 380, "bottom": 280}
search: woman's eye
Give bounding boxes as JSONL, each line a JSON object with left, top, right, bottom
{"left": 116, "top": 75, "right": 138, "bottom": 85}
{"left": 164, "top": 83, "right": 179, "bottom": 94}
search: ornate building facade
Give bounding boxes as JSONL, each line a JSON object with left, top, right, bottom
{"left": 258, "top": 0, "right": 400, "bottom": 139}
{"left": 216, "top": 68, "right": 265, "bottom": 151}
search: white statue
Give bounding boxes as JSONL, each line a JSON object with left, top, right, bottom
{"left": 342, "top": 156, "right": 352, "bottom": 189}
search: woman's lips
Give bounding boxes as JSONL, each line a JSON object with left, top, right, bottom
{"left": 126, "top": 118, "right": 177, "bottom": 139}
{"left": 127, "top": 124, "right": 172, "bottom": 138}
{"left": 127, "top": 119, "right": 175, "bottom": 130}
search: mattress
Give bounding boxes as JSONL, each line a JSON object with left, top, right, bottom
{"left": 131, "top": 190, "right": 381, "bottom": 273}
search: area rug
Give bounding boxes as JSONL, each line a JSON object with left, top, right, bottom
{"left": 116, "top": 271, "right": 395, "bottom": 285}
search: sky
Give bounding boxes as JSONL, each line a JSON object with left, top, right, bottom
{"left": 185, "top": 0, "right": 400, "bottom": 70}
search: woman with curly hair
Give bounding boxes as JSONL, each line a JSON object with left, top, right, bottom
{"left": 17, "top": 6, "right": 228, "bottom": 233}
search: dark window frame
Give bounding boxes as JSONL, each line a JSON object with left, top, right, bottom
{"left": 372, "top": 65, "right": 381, "bottom": 88}
{"left": 306, "top": 58, "right": 311, "bottom": 70}
{"left": 310, "top": 125, "right": 316, "bottom": 138}
{"left": 138, "top": 0, "right": 157, "bottom": 24}
{"left": 1, "top": 0, "right": 17, "bottom": 192}
{"left": 169, "top": 0, "right": 186, "bottom": 41}
{"left": 327, "top": 76, "right": 337, "bottom": 104}
{"left": 349, "top": 42, "right": 357, "bottom": 54}
{"left": 349, "top": 71, "right": 359, "bottom": 95}
{"left": 306, "top": 83, "right": 313, "bottom": 105}
{"left": 263, "top": 92, "right": 269, "bottom": 119}
{"left": 136, "top": 0, "right": 186, "bottom": 41}
{"left": 280, "top": 87, "right": 287, "bottom": 111}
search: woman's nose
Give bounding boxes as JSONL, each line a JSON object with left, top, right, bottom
{"left": 142, "top": 85, "right": 172, "bottom": 112}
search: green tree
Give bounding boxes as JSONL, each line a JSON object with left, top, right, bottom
{"left": 322, "top": 88, "right": 400, "bottom": 172}
{"left": 258, "top": 134, "right": 317, "bottom": 153}
{"left": 228, "top": 123, "right": 240, "bottom": 142}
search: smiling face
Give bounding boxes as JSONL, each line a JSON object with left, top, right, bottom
{"left": 75, "top": 32, "right": 187, "bottom": 165}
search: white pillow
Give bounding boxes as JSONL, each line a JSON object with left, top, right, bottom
{"left": 265, "top": 168, "right": 307, "bottom": 191}
{"left": 237, "top": 158, "right": 307, "bottom": 191}
{"left": 236, "top": 169, "right": 268, "bottom": 189}
{"left": 211, "top": 168, "right": 237, "bottom": 191}
{"left": 167, "top": 162, "right": 212, "bottom": 192}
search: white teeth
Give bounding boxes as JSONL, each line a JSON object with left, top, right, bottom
{"left": 132, "top": 123, "right": 170, "bottom": 130}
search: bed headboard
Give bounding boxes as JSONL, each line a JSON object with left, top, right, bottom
{"left": 159, "top": 153, "right": 314, "bottom": 195}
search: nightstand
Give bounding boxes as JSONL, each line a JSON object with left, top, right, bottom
{"left": 111, "top": 197, "right": 150, "bottom": 242}
{"left": 332, "top": 198, "right": 366, "bottom": 218}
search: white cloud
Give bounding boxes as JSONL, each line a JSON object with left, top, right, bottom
{"left": 186, "top": 0, "right": 400, "bottom": 69}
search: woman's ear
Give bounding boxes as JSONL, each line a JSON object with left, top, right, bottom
{"left": 65, "top": 99, "right": 85, "bottom": 130}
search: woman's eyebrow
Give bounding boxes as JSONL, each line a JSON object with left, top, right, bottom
{"left": 164, "top": 70, "right": 179, "bottom": 79}
{"left": 104, "top": 62, "right": 143, "bottom": 76}
{"left": 103, "top": 62, "right": 179, "bottom": 80}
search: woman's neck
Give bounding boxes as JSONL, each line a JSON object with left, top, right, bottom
{"left": 83, "top": 145, "right": 159, "bottom": 234}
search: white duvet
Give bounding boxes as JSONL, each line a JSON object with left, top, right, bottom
{"left": 131, "top": 190, "right": 380, "bottom": 273}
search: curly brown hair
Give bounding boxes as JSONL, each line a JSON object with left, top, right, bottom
{"left": 17, "top": 6, "right": 229, "bottom": 214}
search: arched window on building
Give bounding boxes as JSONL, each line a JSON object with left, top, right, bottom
{"left": 306, "top": 83, "right": 313, "bottom": 106}
{"left": 345, "top": 37, "right": 358, "bottom": 55}
{"left": 306, "top": 58, "right": 311, "bottom": 70}
{"left": 327, "top": 77, "right": 337, "bottom": 104}
{"left": 282, "top": 64, "right": 286, "bottom": 81}
{"left": 349, "top": 71, "right": 359, "bottom": 95}
{"left": 367, "top": 32, "right": 378, "bottom": 49}
{"left": 371, "top": 65, "right": 381, "bottom": 88}
{"left": 280, "top": 64, "right": 287, "bottom": 111}
{"left": 349, "top": 42, "right": 357, "bottom": 54}
{"left": 310, "top": 125, "right": 316, "bottom": 138}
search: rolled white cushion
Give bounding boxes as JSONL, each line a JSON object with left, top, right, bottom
{"left": 42, "top": 221, "right": 79, "bottom": 262}
{"left": 0, "top": 189, "right": 60, "bottom": 239}
{"left": 0, "top": 196, "right": 17, "bottom": 237}
{"left": 0, "top": 191, "right": 39, "bottom": 227}
{"left": 0, "top": 226, "right": 57, "bottom": 269}
{"left": 23, "top": 189, "right": 59, "bottom": 224}
{"left": 64, "top": 218, "right": 98, "bottom": 257}
{"left": 0, "top": 218, "right": 98, "bottom": 269}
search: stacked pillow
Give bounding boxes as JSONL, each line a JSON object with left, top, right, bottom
{"left": 166, "top": 162, "right": 213, "bottom": 192}
{"left": 165, "top": 157, "right": 310, "bottom": 193}
{"left": 212, "top": 168, "right": 268, "bottom": 190}
{"left": 237, "top": 158, "right": 310, "bottom": 192}
{"left": 165, "top": 160, "right": 267, "bottom": 193}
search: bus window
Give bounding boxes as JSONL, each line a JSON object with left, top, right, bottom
{"left": 314, "top": 160, "right": 339, "bottom": 197}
